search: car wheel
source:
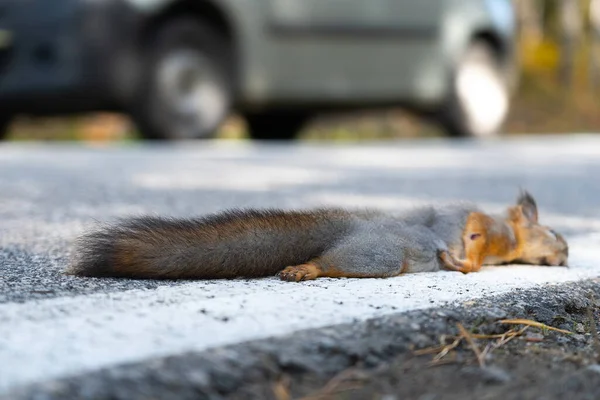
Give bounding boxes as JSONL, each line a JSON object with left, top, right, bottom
{"left": 438, "top": 41, "right": 511, "bottom": 138}
{"left": 132, "top": 18, "right": 232, "bottom": 140}
{"left": 245, "top": 112, "right": 311, "bottom": 140}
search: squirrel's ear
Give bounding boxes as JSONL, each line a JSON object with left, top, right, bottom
{"left": 516, "top": 190, "right": 538, "bottom": 223}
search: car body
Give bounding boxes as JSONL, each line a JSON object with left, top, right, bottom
{"left": 0, "top": 0, "right": 517, "bottom": 139}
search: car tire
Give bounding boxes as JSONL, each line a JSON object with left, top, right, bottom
{"left": 438, "top": 41, "right": 511, "bottom": 138}
{"left": 131, "top": 18, "right": 233, "bottom": 140}
{"left": 245, "top": 112, "right": 311, "bottom": 140}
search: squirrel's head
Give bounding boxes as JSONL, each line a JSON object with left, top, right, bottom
{"left": 506, "top": 190, "right": 568, "bottom": 267}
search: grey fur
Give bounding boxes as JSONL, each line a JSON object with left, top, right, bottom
{"left": 393, "top": 203, "right": 479, "bottom": 258}
{"left": 67, "top": 204, "right": 482, "bottom": 280}
{"left": 318, "top": 218, "right": 448, "bottom": 277}
{"left": 67, "top": 209, "right": 359, "bottom": 279}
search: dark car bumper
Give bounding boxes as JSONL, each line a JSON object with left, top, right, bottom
{"left": 0, "top": 0, "right": 144, "bottom": 114}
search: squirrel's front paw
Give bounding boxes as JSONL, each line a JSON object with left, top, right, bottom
{"left": 438, "top": 250, "right": 475, "bottom": 274}
{"left": 279, "top": 263, "right": 321, "bottom": 282}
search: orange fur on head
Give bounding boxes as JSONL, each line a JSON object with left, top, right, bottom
{"left": 462, "top": 191, "right": 569, "bottom": 270}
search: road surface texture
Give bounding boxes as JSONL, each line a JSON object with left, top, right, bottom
{"left": 1, "top": 135, "right": 600, "bottom": 399}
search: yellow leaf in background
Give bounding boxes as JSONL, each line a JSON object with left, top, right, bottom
{"left": 520, "top": 39, "right": 560, "bottom": 72}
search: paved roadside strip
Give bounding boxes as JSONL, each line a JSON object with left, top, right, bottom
{"left": 1, "top": 232, "right": 600, "bottom": 396}
{"left": 5, "top": 272, "right": 600, "bottom": 400}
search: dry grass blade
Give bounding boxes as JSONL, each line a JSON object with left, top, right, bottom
{"left": 413, "top": 345, "right": 450, "bottom": 356}
{"left": 457, "top": 323, "right": 485, "bottom": 367}
{"left": 479, "top": 341, "right": 497, "bottom": 361}
{"left": 503, "top": 327, "right": 529, "bottom": 344}
{"left": 272, "top": 375, "right": 291, "bottom": 400}
{"left": 425, "top": 332, "right": 516, "bottom": 340}
{"left": 498, "top": 319, "right": 573, "bottom": 335}
{"left": 298, "top": 368, "right": 368, "bottom": 400}
{"left": 415, "top": 322, "right": 535, "bottom": 370}
{"left": 494, "top": 327, "right": 528, "bottom": 347}
{"left": 414, "top": 336, "right": 463, "bottom": 363}
{"left": 431, "top": 336, "right": 462, "bottom": 363}
{"left": 427, "top": 352, "right": 458, "bottom": 367}
{"left": 481, "top": 326, "right": 529, "bottom": 360}
{"left": 471, "top": 333, "right": 515, "bottom": 339}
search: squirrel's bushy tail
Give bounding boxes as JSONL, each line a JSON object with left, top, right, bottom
{"left": 66, "top": 209, "right": 356, "bottom": 279}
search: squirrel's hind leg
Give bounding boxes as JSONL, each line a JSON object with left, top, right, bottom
{"left": 278, "top": 257, "right": 395, "bottom": 282}
{"left": 279, "top": 262, "right": 323, "bottom": 282}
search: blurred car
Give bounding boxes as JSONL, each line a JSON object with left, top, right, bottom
{"left": 0, "top": 0, "right": 517, "bottom": 140}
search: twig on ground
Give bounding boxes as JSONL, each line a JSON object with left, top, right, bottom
{"left": 415, "top": 318, "right": 569, "bottom": 370}
{"left": 481, "top": 327, "right": 529, "bottom": 360}
{"left": 272, "top": 375, "right": 291, "bottom": 400}
{"left": 471, "top": 332, "right": 518, "bottom": 339}
{"left": 415, "top": 324, "right": 531, "bottom": 368}
{"left": 414, "top": 336, "right": 462, "bottom": 357}
{"left": 496, "top": 327, "right": 529, "bottom": 347}
{"left": 427, "top": 353, "right": 458, "bottom": 367}
{"left": 430, "top": 336, "right": 463, "bottom": 364}
{"left": 479, "top": 342, "right": 495, "bottom": 362}
{"left": 457, "top": 323, "right": 486, "bottom": 367}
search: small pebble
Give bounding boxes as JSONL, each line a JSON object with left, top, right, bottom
{"left": 525, "top": 332, "right": 545, "bottom": 342}
{"left": 586, "top": 364, "right": 600, "bottom": 374}
{"left": 572, "top": 334, "right": 586, "bottom": 342}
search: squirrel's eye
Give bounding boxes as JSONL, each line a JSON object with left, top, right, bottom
{"left": 470, "top": 233, "right": 481, "bottom": 240}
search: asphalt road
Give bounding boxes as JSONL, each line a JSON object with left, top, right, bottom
{"left": 1, "top": 135, "right": 600, "bottom": 397}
